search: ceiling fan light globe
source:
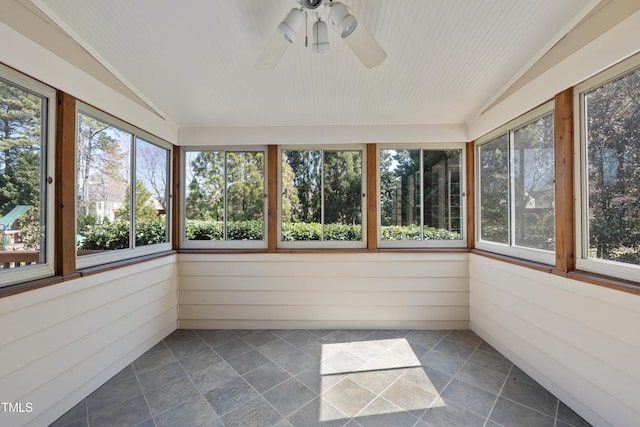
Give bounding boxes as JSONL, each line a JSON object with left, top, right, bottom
{"left": 278, "top": 8, "right": 304, "bottom": 43}
{"left": 312, "top": 20, "right": 330, "bottom": 53}
{"left": 329, "top": 3, "right": 358, "bottom": 38}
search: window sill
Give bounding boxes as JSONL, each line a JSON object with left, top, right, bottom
{"left": 0, "top": 250, "right": 176, "bottom": 299}
{"left": 470, "top": 249, "right": 640, "bottom": 295}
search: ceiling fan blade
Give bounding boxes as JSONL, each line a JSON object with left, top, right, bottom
{"left": 343, "top": 20, "right": 387, "bottom": 68}
{"left": 255, "top": 30, "right": 291, "bottom": 70}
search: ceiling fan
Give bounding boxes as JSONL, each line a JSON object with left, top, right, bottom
{"left": 256, "top": 0, "right": 387, "bottom": 70}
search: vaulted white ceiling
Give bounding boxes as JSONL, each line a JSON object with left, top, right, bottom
{"left": 33, "top": 0, "right": 598, "bottom": 128}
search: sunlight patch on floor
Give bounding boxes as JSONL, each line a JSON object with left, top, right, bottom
{"left": 318, "top": 338, "right": 443, "bottom": 422}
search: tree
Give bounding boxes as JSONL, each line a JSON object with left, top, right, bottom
{"left": 0, "top": 80, "right": 42, "bottom": 214}
{"left": 77, "top": 113, "right": 128, "bottom": 230}
{"left": 185, "top": 151, "right": 224, "bottom": 220}
{"left": 585, "top": 68, "right": 640, "bottom": 262}
{"left": 323, "top": 151, "right": 362, "bottom": 225}
{"left": 119, "top": 179, "right": 159, "bottom": 221}
{"left": 281, "top": 152, "right": 299, "bottom": 223}
{"left": 284, "top": 150, "right": 322, "bottom": 223}
{"left": 137, "top": 140, "right": 167, "bottom": 210}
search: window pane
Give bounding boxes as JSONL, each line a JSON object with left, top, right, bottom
{"left": 135, "top": 138, "right": 168, "bottom": 246}
{"left": 423, "top": 150, "right": 462, "bottom": 240}
{"left": 479, "top": 135, "right": 509, "bottom": 244}
{"left": 0, "top": 79, "right": 46, "bottom": 269}
{"left": 184, "top": 150, "right": 265, "bottom": 241}
{"left": 380, "top": 150, "right": 421, "bottom": 240}
{"left": 226, "top": 151, "right": 265, "bottom": 240}
{"left": 184, "top": 151, "right": 225, "bottom": 240}
{"left": 76, "top": 113, "right": 131, "bottom": 254}
{"left": 585, "top": 67, "right": 640, "bottom": 266}
{"left": 281, "top": 150, "right": 322, "bottom": 241}
{"left": 513, "top": 114, "right": 555, "bottom": 251}
{"left": 323, "top": 151, "right": 362, "bottom": 241}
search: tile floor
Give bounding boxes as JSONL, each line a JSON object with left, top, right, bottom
{"left": 51, "top": 329, "right": 592, "bottom": 427}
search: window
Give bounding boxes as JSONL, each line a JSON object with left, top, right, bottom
{"left": 279, "top": 147, "right": 365, "bottom": 248}
{"left": 476, "top": 102, "right": 555, "bottom": 264}
{"left": 76, "top": 103, "right": 171, "bottom": 268}
{"left": 378, "top": 145, "right": 465, "bottom": 248}
{"left": 0, "top": 65, "right": 55, "bottom": 287}
{"left": 182, "top": 148, "right": 267, "bottom": 248}
{"left": 576, "top": 54, "right": 640, "bottom": 282}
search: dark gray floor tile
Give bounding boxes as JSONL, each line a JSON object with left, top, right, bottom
{"left": 108, "top": 365, "right": 136, "bottom": 384}
{"left": 220, "top": 395, "right": 284, "bottom": 427}
{"left": 202, "top": 330, "right": 239, "bottom": 348}
{"left": 214, "top": 338, "right": 253, "bottom": 359}
{"left": 259, "top": 338, "right": 298, "bottom": 361}
{"left": 441, "top": 378, "right": 498, "bottom": 418}
{"left": 244, "top": 330, "right": 280, "bottom": 347}
{"left": 243, "top": 361, "right": 292, "bottom": 393}
{"left": 163, "top": 329, "right": 198, "bottom": 347}
{"left": 467, "top": 349, "right": 512, "bottom": 375}
{"left": 419, "top": 349, "right": 465, "bottom": 376}
{"left": 355, "top": 396, "right": 419, "bottom": 426}
{"left": 154, "top": 396, "right": 221, "bottom": 427}
{"left": 557, "top": 401, "right": 592, "bottom": 426}
{"left": 284, "top": 330, "right": 320, "bottom": 347}
{"left": 406, "top": 330, "right": 449, "bottom": 350}
{"left": 455, "top": 362, "right": 507, "bottom": 394}
{"left": 557, "top": 421, "right": 573, "bottom": 427}
{"left": 295, "top": 364, "right": 343, "bottom": 395}
{"left": 204, "top": 376, "right": 260, "bottom": 416}
{"left": 422, "top": 366, "right": 453, "bottom": 393}
{"left": 232, "top": 329, "right": 258, "bottom": 337}
{"left": 190, "top": 361, "right": 239, "bottom": 393}
{"left": 308, "top": 329, "right": 338, "bottom": 338}
{"left": 88, "top": 393, "right": 151, "bottom": 427}
{"left": 145, "top": 376, "right": 200, "bottom": 415}
{"left": 477, "top": 341, "right": 501, "bottom": 355}
{"left": 49, "top": 400, "right": 87, "bottom": 427}
{"left": 380, "top": 330, "right": 414, "bottom": 338}
{"left": 287, "top": 397, "right": 349, "bottom": 427}
{"left": 133, "top": 418, "right": 155, "bottom": 427}
{"left": 421, "top": 397, "right": 486, "bottom": 427}
{"left": 179, "top": 348, "right": 223, "bottom": 374}
{"left": 168, "top": 337, "right": 210, "bottom": 360}
{"left": 227, "top": 349, "right": 270, "bottom": 375}
{"left": 145, "top": 341, "right": 168, "bottom": 354}
{"left": 489, "top": 397, "right": 554, "bottom": 427}
{"left": 87, "top": 374, "right": 142, "bottom": 413}
{"left": 137, "top": 360, "right": 186, "bottom": 393}
{"left": 433, "top": 339, "right": 475, "bottom": 361}
{"left": 275, "top": 349, "right": 319, "bottom": 375}
{"left": 500, "top": 377, "right": 558, "bottom": 417}
{"left": 270, "top": 329, "right": 297, "bottom": 338}
{"left": 508, "top": 365, "right": 542, "bottom": 388}
{"left": 446, "top": 330, "right": 483, "bottom": 348}
{"left": 133, "top": 347, "right": 177, "bottom": 374}
{"left": 263, "top": 378, "right": 317, "bottom": 417}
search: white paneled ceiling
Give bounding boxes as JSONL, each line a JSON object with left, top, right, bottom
{"left": 33, "top": 0, "right": 598, "bottom": 127}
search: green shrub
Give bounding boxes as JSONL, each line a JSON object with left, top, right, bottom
{"left": 185, "top": 220, "right": 263, "bottom": 240}
{"left": 79, "top": 218, "right": 167, "bottom": 250}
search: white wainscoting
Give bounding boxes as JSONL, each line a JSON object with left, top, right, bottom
{"left": 0, "top": 255, "right": 177, "bottom": 427}
{"left": 178, "top": 252, "right": 469, "bottom": 330}
{"left": 469, "top": 254, "right": 640, "bottom": 427}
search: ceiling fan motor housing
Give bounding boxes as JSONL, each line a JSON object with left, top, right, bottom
{"left": 301, "top": 0, "right": 323, "bottom": 9}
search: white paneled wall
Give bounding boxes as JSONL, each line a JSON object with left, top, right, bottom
{"left": 469, "top": 254, "right": 640, "bottom": 427}
{"left": 178, "top": 252, "right": 469, "bottom": 330}
{"left": 0, "top": 255, "right": 178, "bottom": 427}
